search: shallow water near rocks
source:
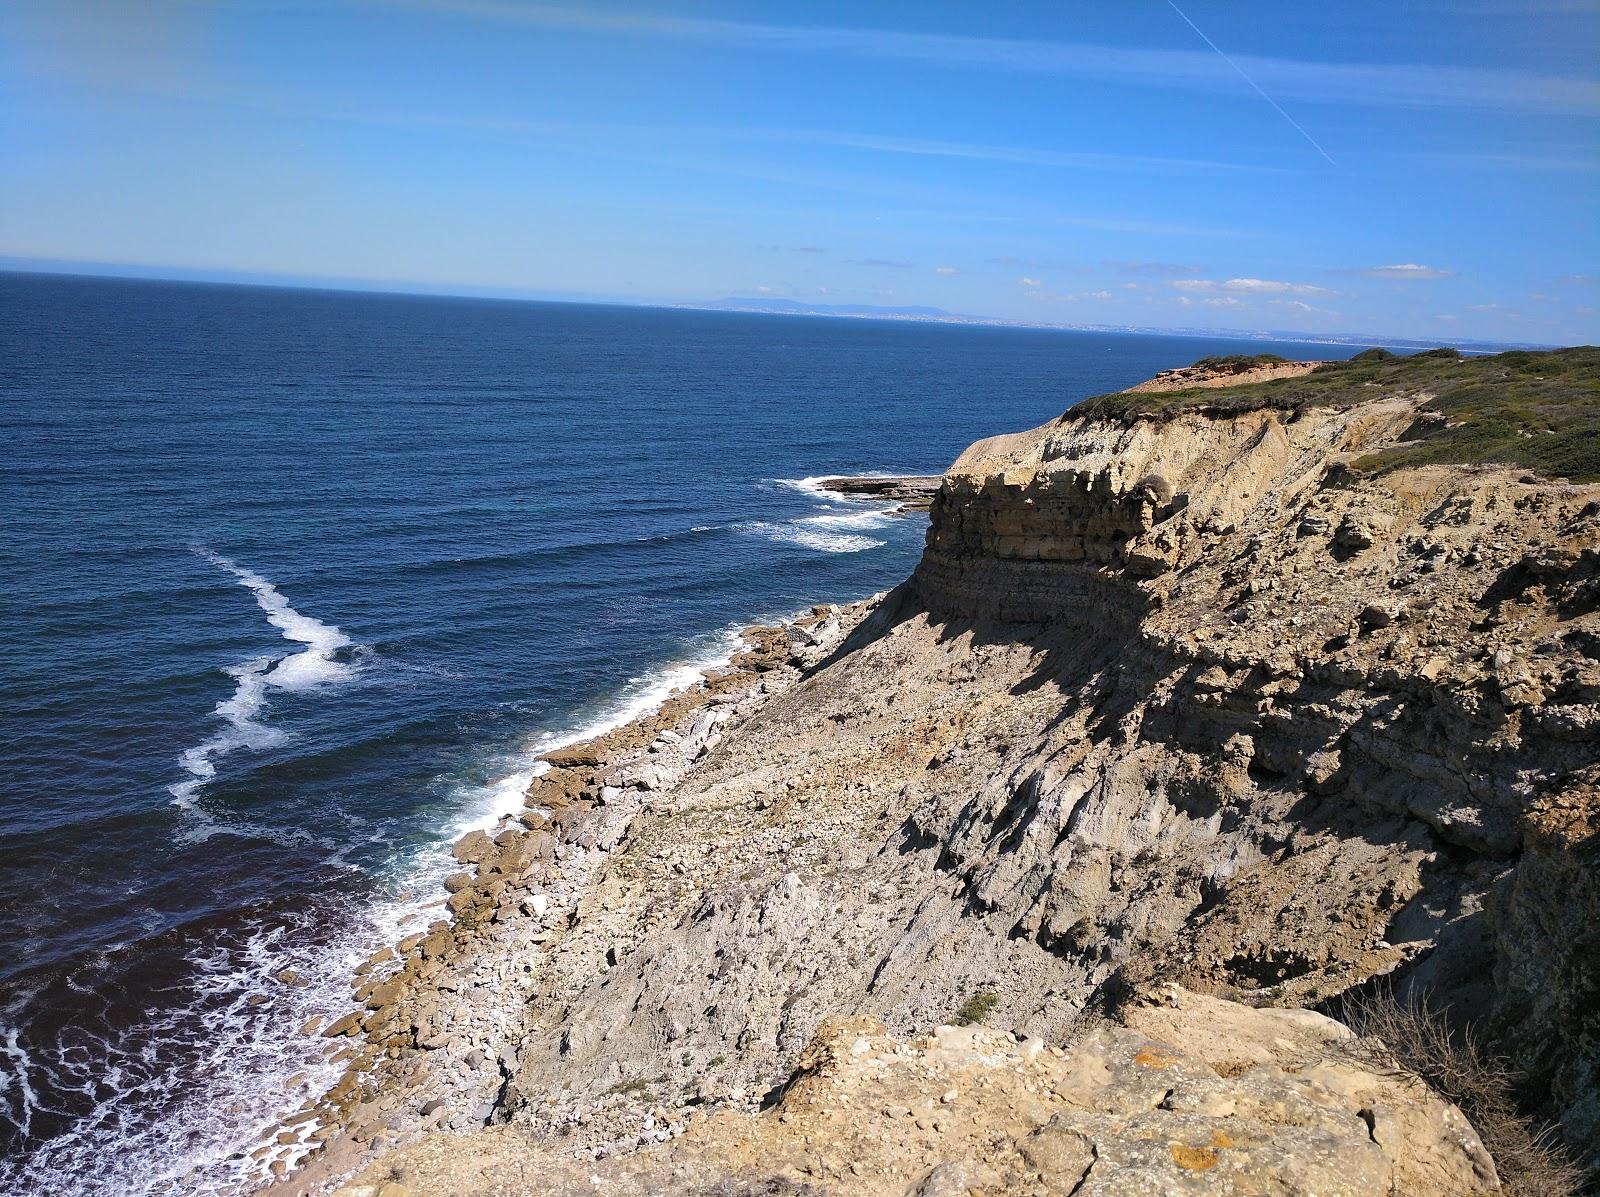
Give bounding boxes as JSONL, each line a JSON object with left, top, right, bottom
{"left": 0, "top": 271, "right": 1343, "bottom": 1194}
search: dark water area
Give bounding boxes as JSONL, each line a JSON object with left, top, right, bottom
{"left": 0, "top": 270, "right": 1351, "bottom": 1193}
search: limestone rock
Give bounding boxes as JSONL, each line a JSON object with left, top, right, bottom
{"left": 1489, "top": 767, "right": 1600, "bottom": 1165}
{"left": 327, "top": 988, "right": 1496, "bottom": 1196}
{"left": 450, "top": 830, "right": 493, "bottom": 865}
{"left": 269, "top": 368, "right": 1599, "bottom": 1195}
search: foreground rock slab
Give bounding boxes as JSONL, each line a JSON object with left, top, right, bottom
{"left": 329, "top": 986, "right": 1496, "bottom": 1197}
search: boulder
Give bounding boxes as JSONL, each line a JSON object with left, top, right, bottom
{"left": 541, "top": 744, "right": 604, "bottom": 768}
{"left": 451, "top": 830, "right": 493, "bottom": 865}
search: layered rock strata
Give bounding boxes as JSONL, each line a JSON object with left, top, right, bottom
{"left": 266, "top": 365, "right": 1600, "bottom": 1195}
{"left": 909, "top": 397, "right": 1598, "bottom": 1141}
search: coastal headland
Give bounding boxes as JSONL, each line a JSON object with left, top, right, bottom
{"left": 264, "top": 348, "right": 1598, "bottom": 1196}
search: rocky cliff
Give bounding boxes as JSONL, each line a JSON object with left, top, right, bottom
{"left": 266, "top": 349, "right": 1600, "bottom": 1196}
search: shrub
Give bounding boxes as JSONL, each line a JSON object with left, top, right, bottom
{"left": 953, "top": 989, "right": 999, "bottom": 1026}
{"left": 1136, "top": 473, "right": 1174, "bottom": 504}
{"left": 1336, "top": 989, "right": 1586, "bottom": 1197}
{"left": 1192, "top": 353, "right": 1288, "bottom": 373}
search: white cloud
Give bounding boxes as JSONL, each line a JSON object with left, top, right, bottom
{"left": 401, "top": 3, "right": 1600, "bottom": 116}
{"left": 1024, "top": 288, "right": 1113, "bottom": 304}
{"left": 935, "top": 265, "right": 958, "bottom": 275}
{"left": 1362, "top": 263, "right": 1456, "bottom": 280}
{"left": 789, "top": 129, "right": 1277, "bottom": 175}
{"left": 1427, "top": 151, "right": 1600, "bottom": 174}
{"left": 1202, "top": 296, "right": 1241, "bottom": 307}
{"left": 1019, "top": 276, "right": 1042, "bottom": 287}
{"left": 1172, "top": 277, "right": 1330, "bottom": 295}
{"left": 1268, "top": 298, "right": 1339, "bottom": 316}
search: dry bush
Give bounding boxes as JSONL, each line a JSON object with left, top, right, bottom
{"left": 1337, "top": 988, "right": 1587, "bottom": 1197}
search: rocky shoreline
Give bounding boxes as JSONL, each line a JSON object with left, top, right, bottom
{"left": 255, "top": 601, "right": 876, "bottom": 1192}
{"left": 257, "top": 349, "right": 1599, "bottom": 1196}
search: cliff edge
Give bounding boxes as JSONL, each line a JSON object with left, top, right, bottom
{"left": 268, "top": 348, "right": 1599, "bottom": 1196}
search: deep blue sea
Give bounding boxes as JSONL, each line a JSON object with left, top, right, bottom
{"left": 0, "top": 271, "right": 1350, "bottom": 1194}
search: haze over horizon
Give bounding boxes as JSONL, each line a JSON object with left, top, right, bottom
{"left": 4, "top": 0, "right": 1598, "bottom": 345}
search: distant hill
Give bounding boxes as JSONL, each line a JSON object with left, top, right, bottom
{"left": 687, "top": 297, "right": 1549, "bottom": 352}
{"left": 698, "top": 296, "right": 958, "bottom": 319}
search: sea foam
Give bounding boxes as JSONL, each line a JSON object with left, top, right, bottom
{"left": 739, "top": 521, "right": 886, "bottom": 553}
{"left": 435, "top": 624, "right": 748, "bottom": 847}
{"left": 104, "top": 580, "right": 754, "bottom": 1195}
{"left": 204, "top": 552, "right": 353, "bottom": 691}
{"left": 746, "top": 475, "right": 907, "bottom": 553}
{"left": 169, "top": 553, "right": 356, "bottom": 812}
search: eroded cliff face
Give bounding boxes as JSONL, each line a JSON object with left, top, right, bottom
{"left": 909, "top": 398, "right": 1599, "bottom": 1137}
{"left": 270, "top": 377, "right": 1600, "bottom": 1196}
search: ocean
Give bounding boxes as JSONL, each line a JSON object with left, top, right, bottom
{"left": 0, "top": 271, "right": 1349, "bottom": 1194}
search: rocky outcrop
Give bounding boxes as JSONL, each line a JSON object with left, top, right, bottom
{"left": 1489, "top": 765, "right": 1600, "bottom": 1162}
{"left": 907, "top": 392, "right": 1599, "bottom": 1150}
{"left": 914, "top": 399, "right": 1599, "bottom": 853}
{"left": 327, "top": 986, "right": 1497, "bottom": 1197}
{"left": 243, "top": 605, "right": 869, "bottom": 1184}
{"left": 1122, "top": 356, "right": 1326, "bottom": 393}
{"left": 817, "top": 475, "right": 943, "bottom": 509}
{"left": 267, "top": 359, "right": 1600, "bottom": 1195}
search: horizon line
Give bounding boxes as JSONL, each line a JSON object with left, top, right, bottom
{"left": 0, "top": 258, "right": 1559, "bottom": 353}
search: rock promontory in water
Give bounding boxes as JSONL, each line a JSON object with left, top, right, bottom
{"left": 816, "top": 474, "right": 944, "bottom": 509}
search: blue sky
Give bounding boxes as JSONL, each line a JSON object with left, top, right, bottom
{"left": 3, "top": 1, "right": 1597, "bottom": 343}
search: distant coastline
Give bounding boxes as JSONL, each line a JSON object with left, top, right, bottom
{"left": 0, "top": 263, "right": 1554, "bottom": 356}
{"left": 687, "top": 293, "right": 1553, "bottom": 354}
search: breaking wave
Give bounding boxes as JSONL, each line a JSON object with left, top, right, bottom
{"left": 169, "top": 553, "right": 356, "bottom": 815}
{"left": 742, "top": 474, "right": 910, "bottom": 553}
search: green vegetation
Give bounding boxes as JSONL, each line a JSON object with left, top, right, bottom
{"left": 1190, "top": 353, "right": 1288, "bottom": 373}
{"left": 953, "top": 989, "right": 999, "bottom": 1026}
{"left": 1070, "top": 346, "right": 1600, "bottom": 482}
{"left": 604, "top": 1075, "right": 665, "bottom": 1097}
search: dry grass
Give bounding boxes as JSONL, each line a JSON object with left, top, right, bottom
{"left": 1337, "top": 989, "right": 1587, "bottom": 1197}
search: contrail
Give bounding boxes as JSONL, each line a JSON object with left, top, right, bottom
{"left": 1163, "top": 0, "right": 1337, "bottom": 165}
